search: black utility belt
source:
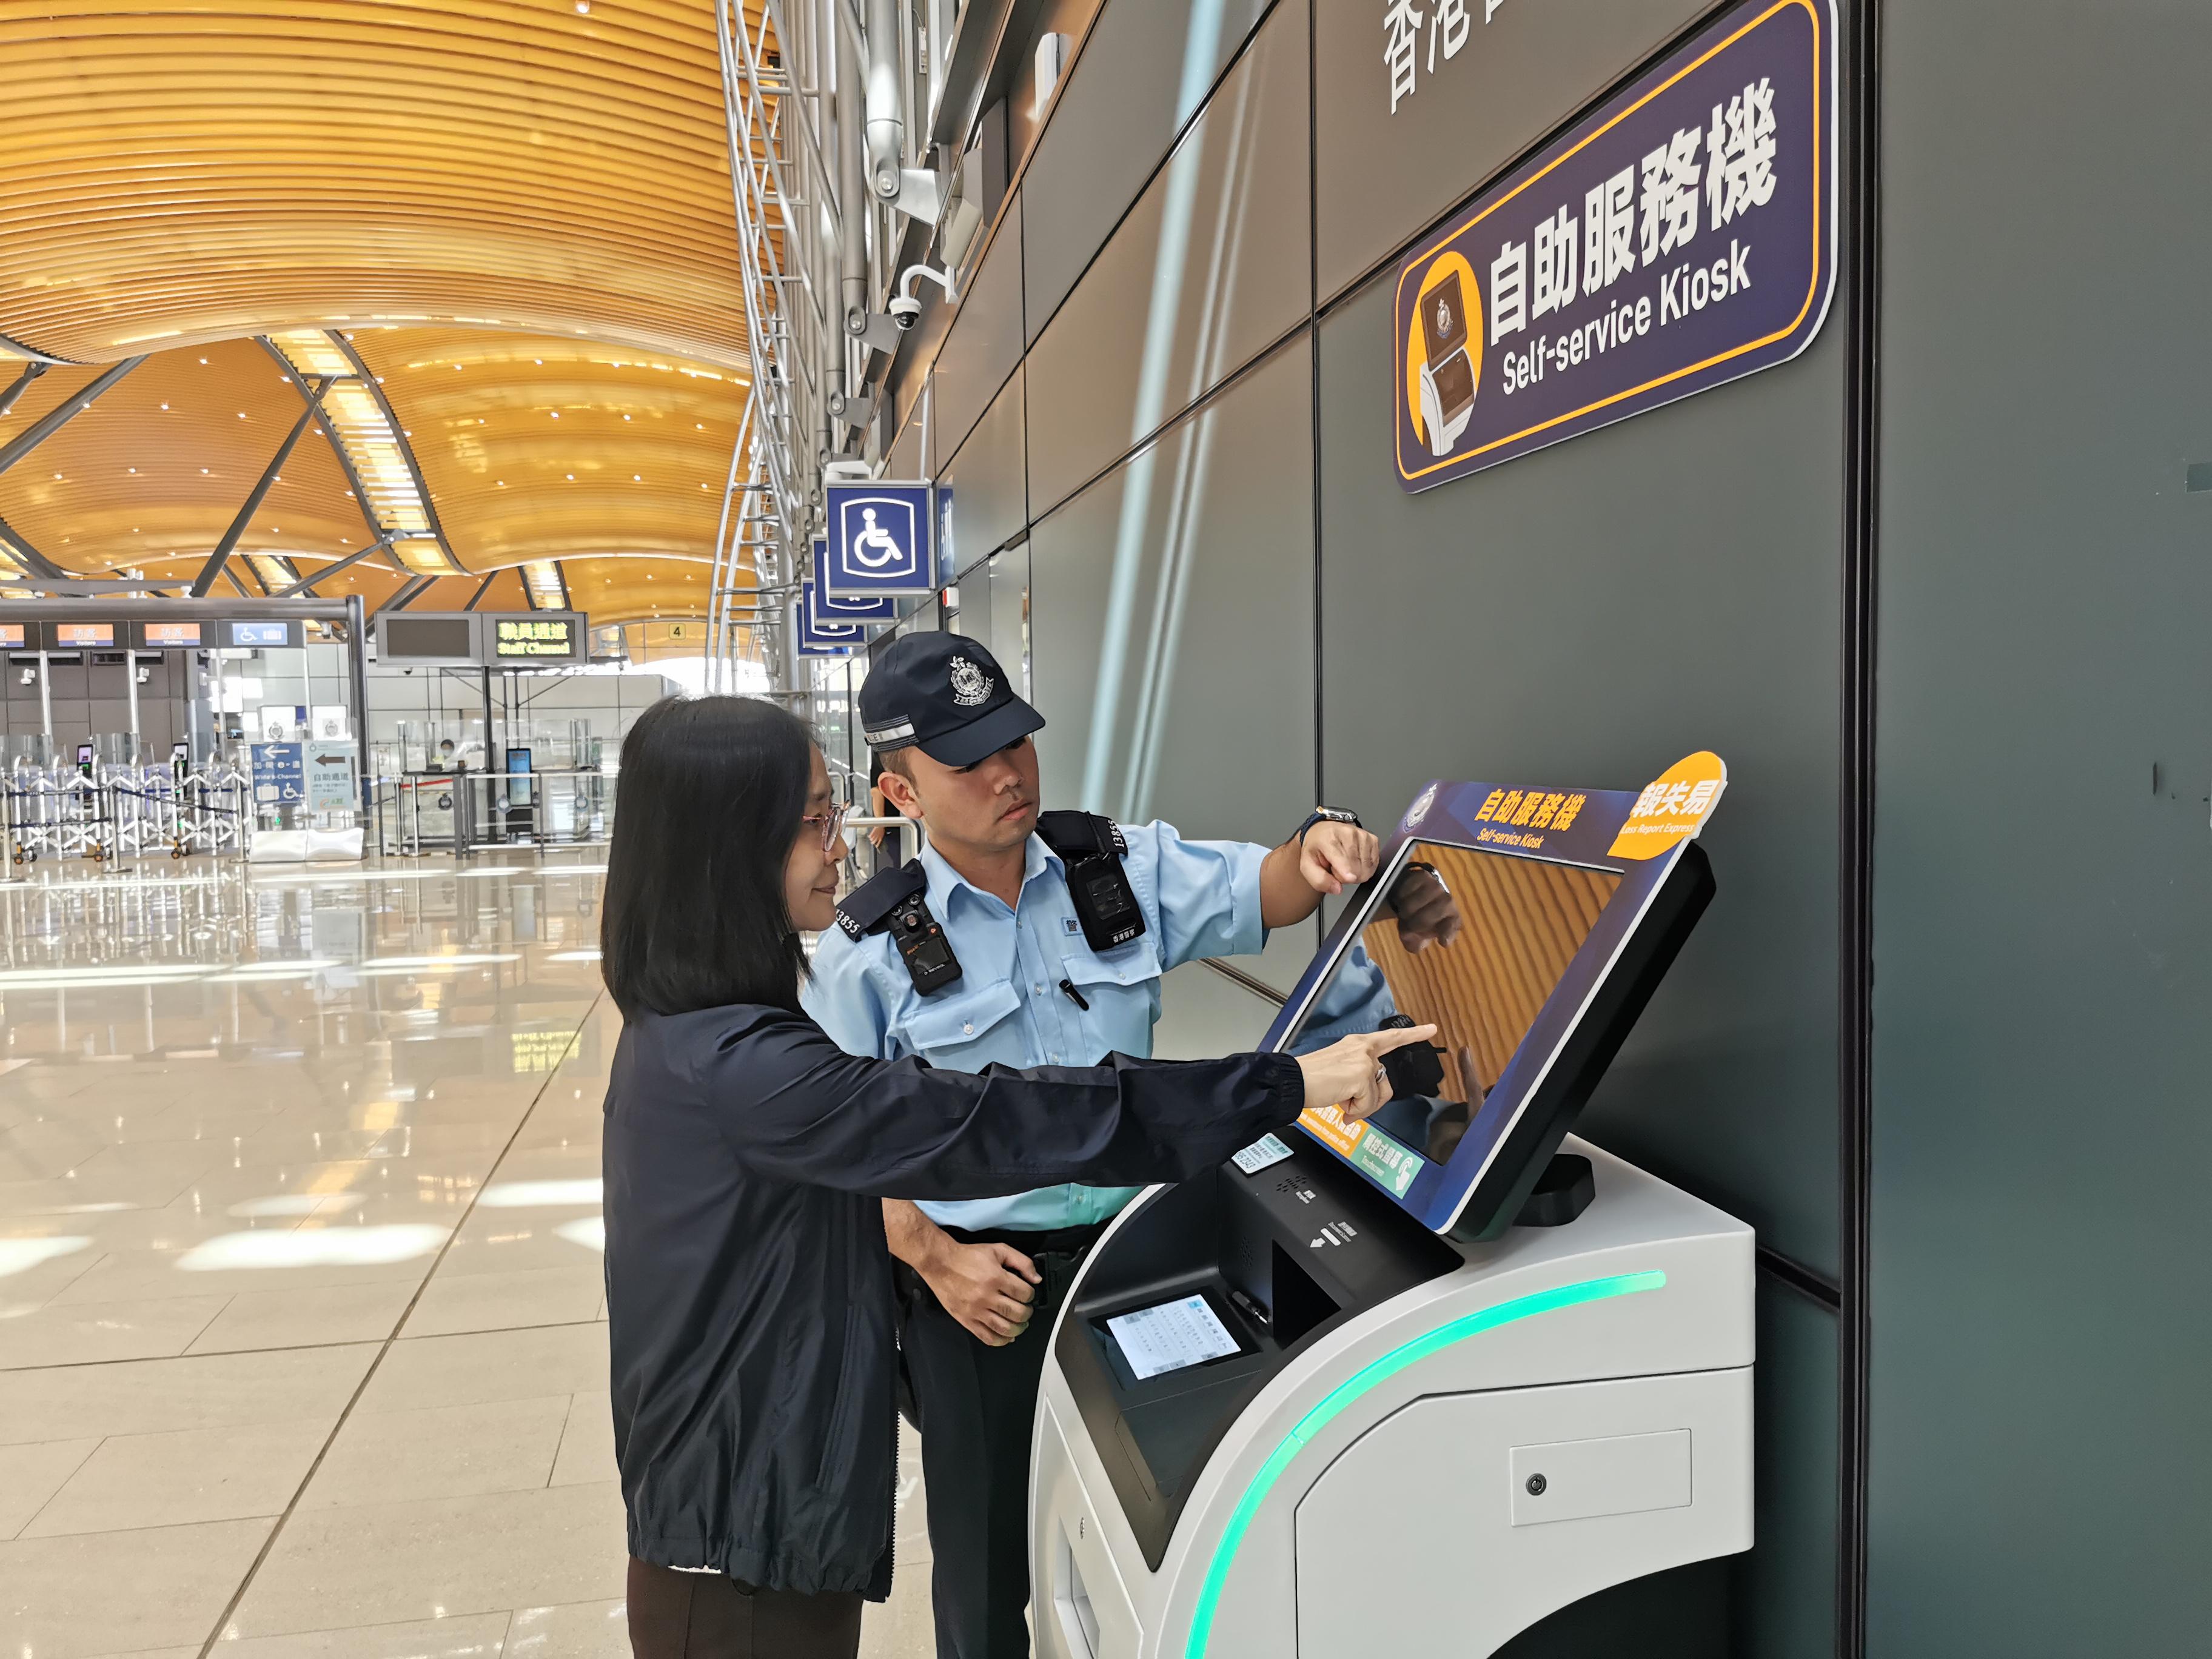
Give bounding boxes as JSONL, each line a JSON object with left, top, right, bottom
{"left": 942, "top": 1221, "right": 1107, "bottom": 1260}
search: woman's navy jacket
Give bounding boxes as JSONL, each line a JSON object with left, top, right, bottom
{"left": 602, "top": 1002, "right": 1302, "bottom": 1597}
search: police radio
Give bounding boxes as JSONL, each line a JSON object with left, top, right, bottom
{"left": 1036, "top": 811, "right": 1146, "bottom": 953}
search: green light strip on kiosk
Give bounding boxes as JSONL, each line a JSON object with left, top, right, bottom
{"left": 1184, "top": 1269, "right": 1667, "bottom": 1659}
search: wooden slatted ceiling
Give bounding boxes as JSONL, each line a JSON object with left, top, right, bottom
{"left": 0, "top": 337, "right": 381, "bottom": 596}
{"left": 347, "top": 327, "right": 751, "bottom": 625}
{"left": 0, "top": 332, "right": 756, "bottom": 624}
{"left": 0, "top": 0, "right": 765, "bottom": 369}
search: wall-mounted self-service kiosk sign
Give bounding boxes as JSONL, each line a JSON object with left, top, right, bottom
{"left": 1034, "top": 756, "right": 1751, "bottom": 1659}
{"left": 1393, "top": 0, "right": 1837, "bottom": 491}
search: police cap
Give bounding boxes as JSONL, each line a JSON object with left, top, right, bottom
{"left": 858, "top": 633, "right": 1045, "bottom": 768}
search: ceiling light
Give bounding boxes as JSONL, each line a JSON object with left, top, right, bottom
{"left": 575, "top": 1, "right": 589, "bottom": 12}
{"left": 497, "top": 480, "right": 506, "bottom": 487}
{"left": 633, "top": 474, "right": 642, "bottom": 481}
{"left": 551, "top": 411, "right": 560, "bottom": 418}
{"left": 161, "top": 403, "right": 169, "bottom": 409}
{"left": 566, "top": 473, "right": 575, "bottom": 480}
{"left": 199, "top": 357, "right": 207, "bottom": 364}
{"left": 623, "top": 414, "right": 631, "bottom": 421}
{"left": 129, "top": 466, "right": 136, "bottom": 473}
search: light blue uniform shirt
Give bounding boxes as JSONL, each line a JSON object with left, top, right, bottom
{"left": 803, "top": 822, "right": 1268, "bottom": 1232}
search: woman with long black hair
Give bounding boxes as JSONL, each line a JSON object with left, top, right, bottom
{"left": 598, "top": 695, "right": 1429, "bottom": 1659}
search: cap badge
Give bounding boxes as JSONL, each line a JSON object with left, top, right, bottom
{"left": 948, "top": 655, "right": 992, "bottom": 708}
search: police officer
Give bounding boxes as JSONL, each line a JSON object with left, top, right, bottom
{"left": 803, "top": 632, "right": 1382, "bottom": 1659}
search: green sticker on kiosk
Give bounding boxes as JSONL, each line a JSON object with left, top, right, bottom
{"left": 1351, "top": 1128, "right": 1423, "bottom": 1198}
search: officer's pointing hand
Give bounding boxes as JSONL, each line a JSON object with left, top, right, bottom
{"left": 1298, "top": 822, "right": 1381, "bottom": 897}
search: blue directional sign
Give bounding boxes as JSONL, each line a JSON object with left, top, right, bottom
{"left": 806, "top": 540, "right": 898, "bottom": 630}
{"left": 249, "top": 742, "right": 306, "bottom": 805}
{"left": 823, "top": 480, "right": 936, "bottom": 597}
{"left": 795, "top": 578, "right": 862, "bottom": 656}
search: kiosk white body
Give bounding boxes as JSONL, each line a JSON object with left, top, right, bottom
{"left": 1031, "top": 1139, "right": 1752, "bottom": 1658}
{"left": 1028, "top": 768, "right": 1752, "bottom": 1657}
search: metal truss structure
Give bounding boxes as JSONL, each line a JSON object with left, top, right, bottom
{"left": 700, "top": 0, "right": 970, "bottom": 695}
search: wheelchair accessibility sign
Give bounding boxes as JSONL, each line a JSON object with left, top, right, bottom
{"left": 824, "top": 480, "right": 936, "bottom": 597}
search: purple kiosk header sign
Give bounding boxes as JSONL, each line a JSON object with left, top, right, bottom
{"left": 1393, "top": 0, "right": 1835, "bottom": 492}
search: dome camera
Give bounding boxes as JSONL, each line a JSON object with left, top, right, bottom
{"left": 888, "top": 295, "right": 922, "bottom": 330}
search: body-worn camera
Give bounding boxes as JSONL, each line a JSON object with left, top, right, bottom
{"left": 1037, "top": 811, "right": 1148, "bottom": 954}
{"left": 888, "top": 888, "right": 962, "bottom": 993}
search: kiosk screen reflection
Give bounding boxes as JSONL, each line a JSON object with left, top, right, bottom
{"left": 1286, "top": 844, "right": 1621, "bottom": 1183}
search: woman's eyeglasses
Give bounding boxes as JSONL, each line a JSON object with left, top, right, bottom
{"left": 801, "top": 804, "right": 848, "bottom": 853}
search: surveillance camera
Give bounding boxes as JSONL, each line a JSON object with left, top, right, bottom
{"left": 888, "top": 295, "right": 922, "bottom": 329}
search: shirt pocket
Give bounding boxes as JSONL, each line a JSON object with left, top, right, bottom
{"left": 903, "top": 979, "right": 1025, "bottom": 1068}
{"left": 1059, "top": 941, "right": 1166, "bottom": 1041}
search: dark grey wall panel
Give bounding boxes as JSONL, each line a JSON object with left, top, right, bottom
{"left": 1869, "top": 4, "right": 2212, "bottom": 1652}
{"left": 1021, "top": 0, "right": 1277, "bottom": 340}
{"left": 1024, "top": 0, "right": 1310, "bottom": 518}
{"left": 929, "top": 191, "right": 1025, "bottom": 472}
{"left": 1318, "top": 271, "right": 1845, "bottom": 1276}
{"left": 940, "top": 367, "right": 1027, "bottom": 574}
{"left": 885, "top": 405, "right": 925, "bottom": 481}
{"left": 1313, "top": 0, "right": 1709, "bottom": 301}
{"left": 1030, "top": 338, "right": 1317, "bottom": 991}
{"left": 1737, "top": 1281, "right": 1838, "bottom": 1658}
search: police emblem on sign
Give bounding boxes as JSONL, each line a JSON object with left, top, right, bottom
{"left": 948, "top": 655, "right": 991, "bottom": 707}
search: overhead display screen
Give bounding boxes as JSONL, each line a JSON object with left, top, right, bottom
{"left": 0, "top": 624, "right": 24, "bottom": 649}
{"left": 53, "top": 622, "right": 116, "bottom": 648}
{"left": 1267, "top": 764, "right": 1724, "bottom": 1236}
{"left": 491, "top": 615, "right": 578, "bottom": 660}
{"left": 229, "top": 620, "right": 295, "bottom": 648}
{"left": 139, "top": 621, "right": 203, "bottom": 648}
{"left": 381, "top": 615, "right": 477, "bottom": 662}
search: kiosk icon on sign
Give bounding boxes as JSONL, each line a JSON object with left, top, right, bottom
{"left": 839, "top": 497, "right": 920, "bottom": 581}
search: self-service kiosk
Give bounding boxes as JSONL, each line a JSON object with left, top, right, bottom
{"left": 1031, "top": 762, "right": 1754, "bottom": 1658}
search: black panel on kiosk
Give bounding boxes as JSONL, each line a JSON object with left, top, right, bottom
{"left": 1052, "top": 762, "right": 1724, "bottom": 1569}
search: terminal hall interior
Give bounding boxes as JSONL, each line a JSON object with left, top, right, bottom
{"left": 2, "top": 1, "right": 2208, "bottom": 1657}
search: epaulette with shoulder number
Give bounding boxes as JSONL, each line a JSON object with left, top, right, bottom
{"left": 834, "top": 859, "right": 929, "bottom": 942}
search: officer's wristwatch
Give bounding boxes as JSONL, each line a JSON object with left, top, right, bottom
{"left": 1294, "top": 806, "right": 1362, "bottom": 845}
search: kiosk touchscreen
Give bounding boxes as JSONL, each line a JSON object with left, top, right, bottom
{"left": 1033, "top": 759, "right": 1755, "bottom": 1659}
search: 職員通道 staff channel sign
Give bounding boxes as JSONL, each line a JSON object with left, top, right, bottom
{"left": 823, "top": 480, "right": 936, "bottom": 598}
{"left": 1393, "top": 0, "right": 1836, "bottom": 492}
{"left": 806, "top": 540, "right": 899, "bottom": 631}
{"left": 794, "top": 577, "right": 862, "bottom": 657}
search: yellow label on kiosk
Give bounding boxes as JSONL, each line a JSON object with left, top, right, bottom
{"left": 1298, "top": 1102, "right": 1366, "bottom": 1158}
{"left": 1607, "top": 751, "right": 1727, "bottom": 859}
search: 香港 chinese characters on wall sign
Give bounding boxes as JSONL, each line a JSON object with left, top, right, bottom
{"left": 1392, "top": 0, "right": 1836, "bottom": 492}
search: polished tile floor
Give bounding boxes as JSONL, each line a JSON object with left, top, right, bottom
{"left": 0, "top": 854, "right": 933, "bottom": 1659}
